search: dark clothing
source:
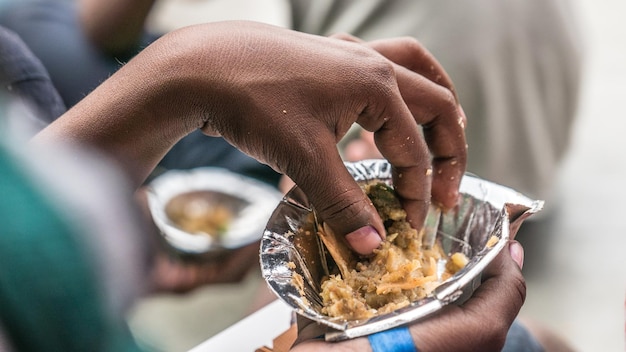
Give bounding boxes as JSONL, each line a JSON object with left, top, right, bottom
{"left": 0, "top": 2, "right": 282, "bottom": 186}
{"left": 0, "top": 26, "right": 65, "bottom": 129}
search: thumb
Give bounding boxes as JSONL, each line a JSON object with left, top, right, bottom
{"left": 287, "top": 146, "right": 385, "bottom": 255}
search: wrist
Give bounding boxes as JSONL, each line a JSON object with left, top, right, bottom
{"left": 368, "top": 326, "right": 418, "bottom": 352}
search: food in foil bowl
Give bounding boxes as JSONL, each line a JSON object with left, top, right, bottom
{"left": 260, "top": 159, "right": 543, "bottom": 341}
{"left": 147, "top": 167, "right": 283, "bottom": 255}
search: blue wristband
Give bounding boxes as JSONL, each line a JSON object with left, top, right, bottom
{"left": 367, "top": 326, "right": 418, "bottom": 352}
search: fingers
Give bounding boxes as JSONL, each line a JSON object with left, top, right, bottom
{"left": 356, "top": 92, "right": 433, "bottom": 229}
{"left": 468, "top": 240, "right": 526, "bottom": 325}
{"left": 395, "top": 65, "right": 467, "bottom": 208}
{"left": 407, "top": 240, "right": 526, "bottom": 351}
{"left": 452, "top": 240, "right": 526, "bottom": 350}
{"left": 366, "top": 37, "right": 459, "bottom": 100}
{"left": 361, "top": 37, "right": 467, "bottom": 209}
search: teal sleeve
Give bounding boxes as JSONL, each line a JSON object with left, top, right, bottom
{"left": 0, "top": 147, "right": 143, "bottom": 352}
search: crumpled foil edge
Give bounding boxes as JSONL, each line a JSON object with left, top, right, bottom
{"left": 260, "top": 159, "right": 543, "bottom": 341}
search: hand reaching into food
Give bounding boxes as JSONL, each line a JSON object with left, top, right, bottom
{"left": 32, "top": 21, "right": 466, "bottom": 257}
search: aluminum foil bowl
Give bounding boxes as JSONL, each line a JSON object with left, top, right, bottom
{"left": 260, "top": 159, "right": 543, "bottom": 341}
{"left": 147, "top": 167, "right": 283, "bottom": 255}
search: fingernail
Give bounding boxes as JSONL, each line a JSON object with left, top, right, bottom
{"left": 345, "top": 226, "right": 382, "bottom": 255}
{"left": 509, "top": 241, "right": 524, "bottom": 270}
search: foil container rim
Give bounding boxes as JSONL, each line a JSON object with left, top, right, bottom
{"left": 260, "top": 159, "right": 542, "bottom": 341}
{"left": 147, "top": 166, "right": 283, "bottom": 253}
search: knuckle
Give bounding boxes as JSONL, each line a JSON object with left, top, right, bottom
{"left": 434, "top": 86, "right": 456, "bottom": 109}
{"left": 512, "top": 272, "right": 528, "bottom": 305}
{"left": 423, "top": 87, "right": 458, "bottom": 128}
{"left": 372, "top": 59, "right": 397, "bottom": 84}
{"left": 401, "top": 36, "right": 424, "bottom": 51}
{"left": 330, "top": 32, "right": 360, "bottom": 42}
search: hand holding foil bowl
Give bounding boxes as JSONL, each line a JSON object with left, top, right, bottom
{"left": 260, "top": 159, "right": 543, "bottom": 341}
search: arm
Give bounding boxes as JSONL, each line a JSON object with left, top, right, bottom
{"left": 78, "top": 0, "right": 156, "bottom": 55}
{"left": 32, "top": 21, "right": 466, "bottom": 256}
